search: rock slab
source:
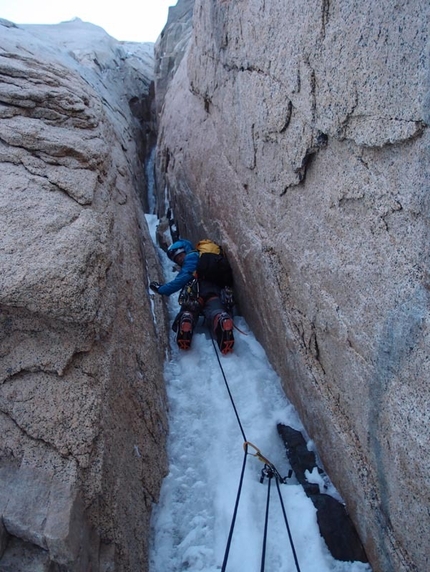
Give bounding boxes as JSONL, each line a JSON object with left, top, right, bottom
{"left": 154, "top": 1, "right": 430, "bottom": 571}
{"left": 0, "top": 18, "right": 169, "bottom": 572}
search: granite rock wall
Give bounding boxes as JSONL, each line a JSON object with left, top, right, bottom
{"left": 154, "top": 1, "right": 430, "bottom": 571}
{"left": 0, "top": 19, "right": 168, "bottom": 572}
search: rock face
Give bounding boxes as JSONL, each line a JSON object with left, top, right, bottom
{"left": 154, "top": 1, "right": 430, "bottom": 571}
{"left": 0, "top": 19, "right": 169, "bottom": 572}
{"left": 154, "top": 0, "right": 194, "bottom": 118}
{"left": 277, "top": 424, "right": 368, "bottom": 563}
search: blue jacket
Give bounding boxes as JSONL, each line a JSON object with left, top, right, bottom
{"left": 158, "top": 241, "right": 199, "bottom": 296}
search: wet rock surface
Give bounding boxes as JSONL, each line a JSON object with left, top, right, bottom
{"left": 278, "top": 424, "right": 368, "bottom": 563}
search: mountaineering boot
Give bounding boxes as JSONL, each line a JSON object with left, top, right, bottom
{"left": 176, "top": 311, "right": 194, "bottom": 350}
{"left": 214, "top": 312, "right": 234, "bottom": 354}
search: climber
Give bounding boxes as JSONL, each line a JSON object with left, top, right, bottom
{"left": 150, "top": 239, "right": 235, "bottom": 354}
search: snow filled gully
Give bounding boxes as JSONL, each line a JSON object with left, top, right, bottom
{"left": 146, "top": 215, "right": 372, "bottom": 572}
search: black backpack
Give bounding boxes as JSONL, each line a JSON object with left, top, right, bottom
{"left": 195, "top": 239, "right": 233, "bottom": 287}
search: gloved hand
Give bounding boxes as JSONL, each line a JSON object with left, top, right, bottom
{"left": 150, "top": 281, "right": 161, "bottom": 293}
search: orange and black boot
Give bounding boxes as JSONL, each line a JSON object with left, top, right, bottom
{"left": 214, "top": 312, "right": 234, "bottom": 354}
{"left": 176, "top": 311, "right": 194, "bottom": 350}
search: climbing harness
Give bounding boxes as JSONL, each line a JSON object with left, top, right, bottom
{"left": 178, "top": 278, "right": 201, "bottom": 313}
{"left": 210, "top": 335, "right": 302, "bottom": 572}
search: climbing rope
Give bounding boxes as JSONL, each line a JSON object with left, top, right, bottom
{"left": 209, "top": 329, "right": 247, "bottom": 442}
{"left": 275, "top": 477, "right": 302, "bottom": 572}
{"left": 232, "top": 321, "right": 249, "bottom": 336}
{"left": 261, "top": 470, "right": 272, "bottom": 572}
{"left": 221, "top": 445, "right": 249, "bottom": 572}
{"left": 209, "top": 328, "right": 301, "bottom": 572}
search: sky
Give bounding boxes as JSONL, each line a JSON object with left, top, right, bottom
{"left": 145, "top": 213, "right": 373, "bottom": 572}
{"left": 0, "top": 0, "right": 177, "bottom": 43}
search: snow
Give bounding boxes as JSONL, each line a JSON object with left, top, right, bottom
{"left": 146, "top": 214, "right": 372, "bottom": 572}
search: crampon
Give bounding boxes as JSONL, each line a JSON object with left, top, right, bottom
{"left": 214, "top": 312, "right": 234, "bottom": 355}
{"left": 176, "top": 312, "right": 194, "bottom": 350}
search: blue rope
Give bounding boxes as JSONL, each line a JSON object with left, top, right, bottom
{"left": 260, "top": 472, "right": 272, "bottom": 572}
{"left": 275, "top": 477, "right": 302, "bottom": 572}
{"left": 211, "top": 327, "right": 301, "bottom": 572}
{"left": 221, "top": 445, "right": 249, "bottom": 572}
{"left": 210, "top": 329, "right": 247, "bottom": 441}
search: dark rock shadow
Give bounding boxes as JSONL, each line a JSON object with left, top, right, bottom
{"left": 278, "top": 424, "right": 368, "bottom": 563}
